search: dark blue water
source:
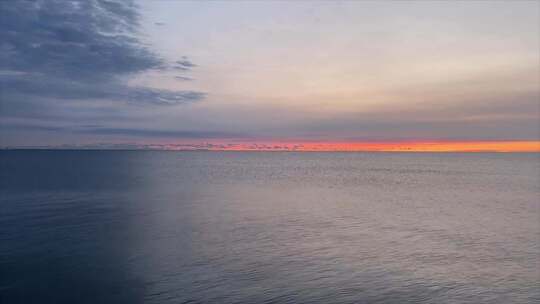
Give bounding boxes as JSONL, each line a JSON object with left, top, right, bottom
{"left": 1, "top": 151, "right": 539, "bottom": 304}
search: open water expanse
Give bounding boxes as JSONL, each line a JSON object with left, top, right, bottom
{"left": 1, "top": 151, "right": 539, "bottom": 303}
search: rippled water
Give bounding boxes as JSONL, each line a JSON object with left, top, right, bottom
{"left": 1, "top": 151, "right": 539, "bottom": 303}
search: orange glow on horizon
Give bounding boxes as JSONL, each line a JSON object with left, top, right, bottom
{"left": 160, "top": 140, "right": 540, "bottom": 152}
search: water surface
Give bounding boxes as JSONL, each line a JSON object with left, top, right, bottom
{"left": 1, "top": 151, "right": 539, "bottom": 303}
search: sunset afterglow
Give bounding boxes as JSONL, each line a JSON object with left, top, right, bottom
{"left": 135, "top": 140, "right": 540, "bottom": 152}
{"left": 209, "top": 141, "right": 540, "bottom": 152}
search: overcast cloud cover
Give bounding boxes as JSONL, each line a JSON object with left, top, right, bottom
{"left": 0, "top": 0, "right": 539, "bottom": 147}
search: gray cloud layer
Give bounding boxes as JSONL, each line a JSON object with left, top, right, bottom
{"left": 0, "top": 0, "right": 204, "bottom": 108}
{"left": 0, "top": 122, "right": 244, "bottom": 140}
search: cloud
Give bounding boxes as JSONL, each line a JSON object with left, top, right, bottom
{"left": 172, "top": 57, "right": 197, "bottom": 71}
{"left": 286, "top": 90, "right": 540, "bottom": 141}
{"left": 1, "top": 74, "right": 206, "bottom": 103}
{"left": 174, "top": 76, "right": 193, "bottom": 81}
{"left": 79, "top": 127, "right": 241, "bottom": 139}
{"left": 0, "top": 0, "right": 204, "bottom": 107}
{"left": 0, "top": 122, "right": 245, "bottom": 140}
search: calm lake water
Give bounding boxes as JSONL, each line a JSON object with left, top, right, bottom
{"left": 1, "top": 151, "right": 539, "bottom": 304}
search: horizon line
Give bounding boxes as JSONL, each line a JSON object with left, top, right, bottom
{"left": 2, "top": 140, "right": 539, "bottom": 153}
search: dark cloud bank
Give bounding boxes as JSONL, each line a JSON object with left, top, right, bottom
{"left": 0, "top": 123, "right": 242, "bottom": 139}
{"left": 0, "top": 0, "right": 204, "bottom": 109}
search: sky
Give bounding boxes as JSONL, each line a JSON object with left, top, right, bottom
{"left": 1, "top": 0, "right": 539, "bottom": 151}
